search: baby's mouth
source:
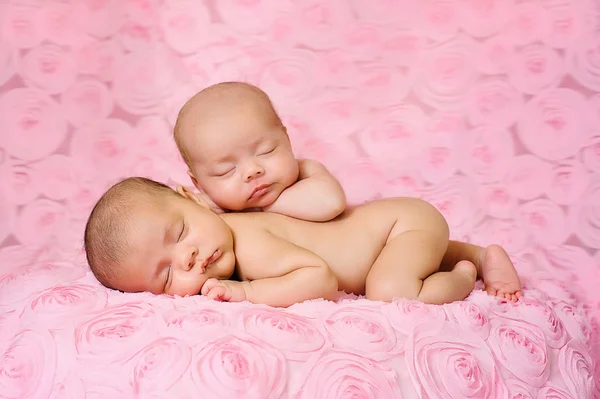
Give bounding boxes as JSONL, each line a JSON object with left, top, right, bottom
{"left": 200, "top": 249, "right": 221, "bottom": 273}
{"left": 249, "top": 184, "right": 271, "bottom": 200}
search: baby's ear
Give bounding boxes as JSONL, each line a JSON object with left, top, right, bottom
{"left": 176, "top": 186, "right": 210, "bottom": 210}
{"left": 187, "top": 170, "right": 202, "bottom": 191}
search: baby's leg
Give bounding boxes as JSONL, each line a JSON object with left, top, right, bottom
{"left": 441, "top": 241, "right": 522, "bottom": 302}
{"left": 365, "top": 200, "right": 476, "bottom": 304}
{"left": 417, "top": 261, "right": 478, "bottom": 304}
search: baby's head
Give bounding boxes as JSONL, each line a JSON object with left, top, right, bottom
{"left": 84, "top": 177, "right": 236, "bottom": 296}
{"left": 174, "top": 82, "right": 299, "bottom": 211}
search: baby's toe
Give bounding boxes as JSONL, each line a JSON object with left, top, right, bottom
{"left": 486, "top": 287, "right": 497, "bottom": 296}
{"left": 515, "top": 290, "right": 523, "bottom": 299}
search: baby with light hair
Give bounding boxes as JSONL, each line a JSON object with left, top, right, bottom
{"left": 173, "top": 81, "right": 346, "bottom": 222}
{"left": 84, "top": 177, "right": 522, "bottom": 307}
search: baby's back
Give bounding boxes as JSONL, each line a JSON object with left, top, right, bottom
{"left": 231, "top": 198, "right": 423, "bottom": 294}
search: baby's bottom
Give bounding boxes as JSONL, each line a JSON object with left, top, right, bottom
{"left": 365, "top": 200, "right": 475, "bottom": 304}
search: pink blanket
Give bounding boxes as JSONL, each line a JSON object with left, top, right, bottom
{"left": 0, "top": 257, "right": 596, "bottom": 398}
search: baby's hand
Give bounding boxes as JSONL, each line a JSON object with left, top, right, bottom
{"left": 201, "top": 278, "right": 247, "bottom": 302}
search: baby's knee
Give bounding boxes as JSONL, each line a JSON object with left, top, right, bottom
{"left": 365, "top": 274, "right": 421, "bottom": 302}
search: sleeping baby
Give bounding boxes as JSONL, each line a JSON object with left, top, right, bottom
{"left": 84, "top": 176, "right": 522, "bottom": 307}
{"left": 172, "top": 81, "right": 347, "bottom": 222}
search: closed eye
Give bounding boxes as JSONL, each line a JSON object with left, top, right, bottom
{"left": 213, "top": 168, "right": 235, "bottom": 177}
{"left": 164, "top": 265, "right": 172, "bottom": 293}
{"left": 259, "top": 147, "right": 276, "bottom": 156}
{"left": 177, "top": 220, "right": 185, "bottom": 242}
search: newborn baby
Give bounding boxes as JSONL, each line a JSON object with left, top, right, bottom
{"left": 173, "top": 81, "right": 346, "bottom": 222}
{"left": 84, "top": 177, "right": 522, "bottom": 307}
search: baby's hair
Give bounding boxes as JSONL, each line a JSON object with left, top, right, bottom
{"left": 84, "top": 177, "right": 175, "bottom": 289}
{"left": 173, "top": 81, "right": 282, "bottom": 167}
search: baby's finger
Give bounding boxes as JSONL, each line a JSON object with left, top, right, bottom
{"left": 208, "top": 286, "right": 226, "bottom": 301}
{"left": 201, "top": 278, "right": 219, "bottom": 296}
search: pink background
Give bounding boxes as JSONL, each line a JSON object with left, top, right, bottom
{"left": 0, "top": 0, "right": 599, "bottom": 397}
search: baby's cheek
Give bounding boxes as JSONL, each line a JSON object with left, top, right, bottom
{"left": 206, "top": 181, "right": 244, "bottom": 210}
{"left": 278, "top": 156, "right": 300, "bottom": 186}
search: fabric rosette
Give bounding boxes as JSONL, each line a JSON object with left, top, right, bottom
{"left": 0, "top": 329, "right": 56, "bottom": 399}
{"left": 163, "top": 306, "right": 231, "bottom": 345}
{"left": 504, "top": 297, "right": 568, "bottom": 349}
{"left": 294, "top": 350, "right": 401, "bottom": 398}
{"left": 446, "top": 301, "right": 491, "bottom": 339}
{"left": 384, "top": 298, "right": 448, "bottom": 335}
{"left": 405, "top": 321, "right": 507, "bottom": 398}
{"left": 190, "top": 334, "right": 286, "bottom": 399}
{"left": 74, "top": 302, "right": 160, "bottom": 362}
{"left": 322, "top": 306, "right": 400, "bottom": 360}
{"left": 558, "top": 341, "right": 594, "bottom": 399}
{"left": 488, "top": 317, "right": 549, "bottom": 387}
{"left": 127, "top": 337, "right": 192, "bottom": 397}
{"left": 21, "top": 283, "right": 107, "bottom": 329}
{"left": 241, "top": 308, "right": 326, "bottom": 361}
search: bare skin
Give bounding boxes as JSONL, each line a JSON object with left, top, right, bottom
{"left": 113, "top": 186, "right": 522, "bottom": 307}
{"left": 440, "top": 241, "right": 522, "bottom": 302}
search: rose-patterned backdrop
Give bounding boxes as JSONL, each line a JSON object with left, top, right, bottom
{"left": 0, "top": 0, "right": 599, "bottom": 398}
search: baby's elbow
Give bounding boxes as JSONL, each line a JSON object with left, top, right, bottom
{"left": 322, "top": 189, "right": 346, "bottom": 221}
{"left": 331, "top": 192, "right": 346, "bottom": 217}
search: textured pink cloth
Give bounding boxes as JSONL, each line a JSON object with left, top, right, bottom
{"left": 0, "top": 0, "right": 599, "bottom": 397}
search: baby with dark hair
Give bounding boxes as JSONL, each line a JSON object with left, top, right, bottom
{"left": 84, "top": 176, "right": 522, "bottom": 307}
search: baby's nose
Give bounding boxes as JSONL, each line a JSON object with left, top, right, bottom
{"left": 244, "top": 164, "right": 264, "bottom": 182}
{"left": 182, "top": 248, "right": 197, "bottom": 271}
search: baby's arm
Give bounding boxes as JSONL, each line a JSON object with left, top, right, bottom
{"left": 202, "top": 232, "right": 339, "bottom": 307}
{"left": 263, "top": 159, "right": 346, "bottom": 222}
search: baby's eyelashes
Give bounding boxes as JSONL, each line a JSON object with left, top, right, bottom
{"left": 177, "top": 221, "right": 185, "bottom": 242}
{"left": 212, "top": 167, "right": 235, "bottom": 177}
{"left": 258, "top": 146, "right": 276, "bottom": 156}
{"left": 163, "top": 265, "right": 172, "bottom": 293}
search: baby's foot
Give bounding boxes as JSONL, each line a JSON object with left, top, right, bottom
{"left": 479, "top": 245, "right": 522, "bottom": 302}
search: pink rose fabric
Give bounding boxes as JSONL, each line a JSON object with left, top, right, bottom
{"left": 0, "top": 1, "right": 598, "bottom": 398}
{"left": 20, "top": 43, "right": 78, "bottom": 94}
{"left": 75, "top": 302, "right": 160, "bottom": 362}
{"left": 322, "top": 306, "right": 400, "bottom": 360}
{"left": 241, "top": 307, "right": 326, "bottom": 361}
{"left": 488, "top": 318, "right": 549, "bottom": 387}
{"left": 558, "top": 341, "right": 594, "bottom": 399}
{"left": 447, "top": 301, "right": 491, "bottom": 339}
{"left": 294, "top": 350, "right": 401, "bottom": 398}
{"left": 0, "top": 329, "right": 57, "bottom": 399}
{"left": 163, "top": 305, "right": 232, "bottom": 345}
{"left": 0, "top": 88, "right": 68, "bottom": 161}
{"left": 190, "top": 334, "right": 286, "bottom": 399}
{"left": 405, "top": 321, "right": 507, "bottom": 398}
{"left": 128, "top": 337, "right": 193, "bottom": 397}
{"left": 21, "top": 283, "right": 108, "bottom": 329}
